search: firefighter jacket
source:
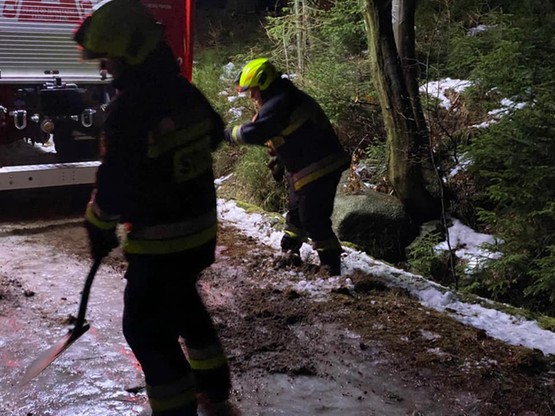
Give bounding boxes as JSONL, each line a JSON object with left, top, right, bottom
{"left": 85, "top": 44, "right": 223, "bottom": 268}
{"left": 229, "top": 78, "right": 350, "bottom": 191}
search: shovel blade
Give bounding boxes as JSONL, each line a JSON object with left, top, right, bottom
{"left": 20, "top": 323, "right": 90, "bottom": 385}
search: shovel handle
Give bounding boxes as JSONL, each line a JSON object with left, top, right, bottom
{"left": 74, "top": 257, "right": 102, "bottom": 329}
{"left": 20, "top": 258, "right": 103, "bottom": 385}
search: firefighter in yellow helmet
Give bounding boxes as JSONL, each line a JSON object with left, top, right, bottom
{"left": 226, "top": 58, "right": 350, "bottom": 276}
{"left": 74, "top": 1, "right": 236, "bottom": 415}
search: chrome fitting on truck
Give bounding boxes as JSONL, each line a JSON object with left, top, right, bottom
{"left": 81, "top": 109, "right": 97, "bottom": 128}
{"left": 9, "top": 110, "right": 27, "bottom": 130}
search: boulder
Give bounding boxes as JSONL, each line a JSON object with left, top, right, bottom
{"left": 332, "top": 189, "right": 418, "bottom": 263}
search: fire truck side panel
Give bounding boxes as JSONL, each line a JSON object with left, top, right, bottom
{"left": 0, "top": 0, "right": 107, "bottom": 162}
{"left": 0, "top": 0, "right": 191, "bottom": 164}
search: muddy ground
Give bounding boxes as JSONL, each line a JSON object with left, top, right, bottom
{"left": 0, "top": 187, "right": 554, "bottom": 416}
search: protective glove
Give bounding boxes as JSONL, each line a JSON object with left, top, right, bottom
{"left": 224, "top": 127, "right": 244, "bottom": 146}
{"left": 224, "top": 128, "right": 234, "bottom": 145}
{"left": 84, "top": 220, "right": 119, "bottom": 259}
{"left": 267, "top": 155, "right": 285, "bottom": 182}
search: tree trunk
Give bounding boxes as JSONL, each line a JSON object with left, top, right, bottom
{"left": 394, "top": 0, "right": 429, "bottom": 148}
{"left": 361, "top": 0, "right": 439, "bottom": 222}
{"left": 294, "top": 0, "right": 306, "bottom": 74}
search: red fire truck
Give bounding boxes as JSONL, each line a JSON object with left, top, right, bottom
{"left": 0, "top": 0, "right": 194, "bottom": 189}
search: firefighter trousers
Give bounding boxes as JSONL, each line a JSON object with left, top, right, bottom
{"left": 282, "top": 170, "right": 343, "bottom": 275}
{"left": 122, "top": 253, "right": 231, "bottom": 416}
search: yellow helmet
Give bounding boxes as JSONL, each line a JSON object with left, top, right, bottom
{"left": 74, "top": 0, "right": 163, "bottom": 65}
{"left": 237, "top": 58, "right": 280, "bottom": 92}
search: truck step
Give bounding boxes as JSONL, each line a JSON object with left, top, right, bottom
{"left": 0, "top": 162, "right": 100, "bottom": 190}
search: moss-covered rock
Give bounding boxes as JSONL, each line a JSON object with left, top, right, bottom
{"left": 332, "top": 189, "right": 417, "bottom": 262}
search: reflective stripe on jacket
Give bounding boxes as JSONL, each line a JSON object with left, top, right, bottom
{"left": 93, "top": 73, "right": 223, "bottom": 258}
{"left": 122, "top": 111, "right": 219, "bottom": 255}
{"left": 290, "top": 151, "right": 350, "bottom": 191}
{"left": 230, "top": 78, "right": 349, "bottom": 185}
{"left": 124, "top": 210, "right": 217, "bottom": 255}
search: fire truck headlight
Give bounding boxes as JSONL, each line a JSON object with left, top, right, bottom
{"left": 41, "top": 119, "right": 55, "bottom": 134}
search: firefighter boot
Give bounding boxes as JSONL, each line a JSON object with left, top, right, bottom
{"left": 280, "top": 233, "right": 303, "bottom": 256}
{"left": 151, "top": 404, "right": 197, "bottom": 416}
{"left": 275, "top": 234, "right": 303, "bottom": 268}
{"left": 197, "top": 394, "right": 241, "bottom": 416}
{"left": 318, "top": 249, "right": 342, "bottom": 276}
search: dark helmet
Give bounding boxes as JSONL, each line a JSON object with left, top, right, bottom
{"left": 74, "top": 0, "right": 163, "bottom": 65}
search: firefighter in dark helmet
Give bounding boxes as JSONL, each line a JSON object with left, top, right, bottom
{"left": 225, "top": 58, "right": 350, "bottom": 276}
{"left": 74, "top": 0, "right": 236, "bottom": 414}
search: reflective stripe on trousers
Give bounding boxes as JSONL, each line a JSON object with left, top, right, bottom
{"left": 122, "top": 254, "right": 231, "bottom": 414}
{"left": 124, "top": 210, "right": 217, "bottom": 255}
{"left": 147, "top": 374, "right": 197, "bottom": 414}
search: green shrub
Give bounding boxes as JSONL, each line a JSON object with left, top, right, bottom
{"left": 303, "top": 55, "right": 380, "bottom": 151}
{"left": 469, "top": 97, "right": 555, "bottom": 314}
{"left": 317, "top": 0, "right": 366, "bottom": 57}
{"left": 355, "top": 139, "right": 387, "bottom": 191}
{"left": 193, "top": 49, "right": 232, "bottom": 114}
{"left": 407, "top": 231, "right": 444, "bottom": 278}
{"left": 412, "top": 3, "right": 555, "bottom": 315}
{"left": 217, "top": 146, "right": 287, "bottom": 213}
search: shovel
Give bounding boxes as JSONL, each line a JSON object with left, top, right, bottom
{"left": 20, "top": 257, "right": 102, "bottom": 385}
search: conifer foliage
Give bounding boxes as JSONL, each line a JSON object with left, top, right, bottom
{"left": 465, "top": 4, "right": 555, "bottom": 312}
{"left": 197, "top": 0, "right": 555, "bottom": 315}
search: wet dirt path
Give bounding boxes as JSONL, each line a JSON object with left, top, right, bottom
{"left": 0, "top": 227, "right": 146, "bottom": 416}
{"left": 0, "top": 190, "right": 552, "bottom": 416}
{"left": 0, "top": 218, "right": 461, "bottom": 416}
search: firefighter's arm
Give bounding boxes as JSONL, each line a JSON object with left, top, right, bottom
{"left": 225, "top": 95, "right": 289, "bottom": 146}
{"left": 84, "top": 190, "right": 119, "bottom": 259}
{"left": 267, "top": 155, "right": 285, "bottom": 182}
{"left": 84, "top": 155, "right": 124, "bottom": 259}
{"left": 82, "top": 104, "right": 135, "bottom": 259}
{"left": 94, "top": 99, "right": 141, "bottom": 214}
